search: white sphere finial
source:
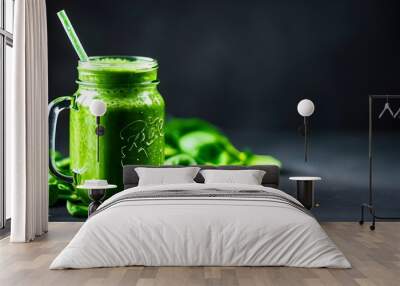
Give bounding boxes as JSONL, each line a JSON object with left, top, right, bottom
{"left": 89, "top": 99, "right": 107, "bottom": 117}
{"left": 297, "top": 99, "right": 315, "bottom": 117}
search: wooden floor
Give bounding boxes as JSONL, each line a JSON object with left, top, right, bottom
{"left": 0, "top": 222, "right": 399, "bottom": 286}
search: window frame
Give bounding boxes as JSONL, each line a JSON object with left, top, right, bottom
{"left": 0, "top": 0, "right": 13, "bottom": 230}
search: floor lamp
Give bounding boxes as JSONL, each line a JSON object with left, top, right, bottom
{"left": 297, "top": 99, "right": 315, "bottom": 162}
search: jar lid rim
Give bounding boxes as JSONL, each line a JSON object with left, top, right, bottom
{"left": 76, "top": 80, "right": 160, "bottom": 88}
{"left": 78, "top": 56, "right": 158, "bottom": 71}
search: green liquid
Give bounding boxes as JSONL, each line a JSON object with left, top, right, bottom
{"left": 70, "top": 56, "right": 165, "bottom": 203}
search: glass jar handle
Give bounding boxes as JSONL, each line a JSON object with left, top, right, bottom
{"left": 48, "top": 96, "right": 74, "bottom": 184}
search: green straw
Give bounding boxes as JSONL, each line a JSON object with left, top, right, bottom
{"left": 57, "top": 10, "right": 89, "bottom": 61}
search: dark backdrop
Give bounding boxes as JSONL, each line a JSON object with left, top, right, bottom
{"left": 47, "top": 0, "right": 400, "bottom": 132}
{"left": 47, "top": 0, "right": 400, "bottom": 221}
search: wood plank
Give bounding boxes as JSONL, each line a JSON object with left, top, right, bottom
{"left": 0, "top": 222, "right": 399, "bottom": 286}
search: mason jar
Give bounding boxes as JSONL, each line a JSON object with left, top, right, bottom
{"left": 49, "top": 56, "right": 165, "bottom": 204}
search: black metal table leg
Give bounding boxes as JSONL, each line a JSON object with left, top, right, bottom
{"left": 359, "top": 204, "right": 364, "bottom": 225}
{"left": 296, "top": 181, "right": 315, "bottom": 210}
{"left": 290, "top": 177, "right": 321, "bottom": 210}
{"left": 88, "top": 188, "right": 106, "bottom": 216}
{"left": 370, "top": 207, "right": 376, "bottom": 231}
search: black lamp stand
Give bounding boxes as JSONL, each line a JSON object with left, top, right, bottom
{"left": 95, "top": 116, "right": 105, "bottom": 162}
{"left": 304, "top": 117, "right": 309, "bottom": 162}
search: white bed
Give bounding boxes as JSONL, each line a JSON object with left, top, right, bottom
{"left": 50, "top": 182, "right": 350, "bottom": 269}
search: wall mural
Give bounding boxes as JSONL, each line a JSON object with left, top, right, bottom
{"left": 48, "top": 1, "right": 400, "bottom": 221}
{"left": 48, "top": 12, "right": 280, "bottom": 217}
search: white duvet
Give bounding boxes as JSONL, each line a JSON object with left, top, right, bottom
{"left": 50, "top": 183, "right": 351, "bottom": 269}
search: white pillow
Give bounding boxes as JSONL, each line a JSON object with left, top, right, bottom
{"left": 135, "top": 167, "right": 200, "bottom": 186}
{"left": 200, "top": 169, "right": 266, "bottom": 185}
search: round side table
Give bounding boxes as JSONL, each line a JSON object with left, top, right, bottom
{"left": 76, "top": 184, "right": 117, "bottom": 216}
{"left": 289, "top": 177, "right": 321, "bottom": 210}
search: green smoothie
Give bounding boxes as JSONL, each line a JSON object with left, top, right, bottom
{"left": 70, "top": 56, "right": 165, "bottom": 203}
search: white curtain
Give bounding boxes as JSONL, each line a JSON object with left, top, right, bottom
{"left": 7, "top": 0, "right": 48, "bottom": 242}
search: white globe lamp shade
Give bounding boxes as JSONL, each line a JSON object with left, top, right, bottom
{"left": 89, "top": 99, "right": 107, "bottom": 117}
{"left": 297, "top": 99, "right": 315, "bottom": 117}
